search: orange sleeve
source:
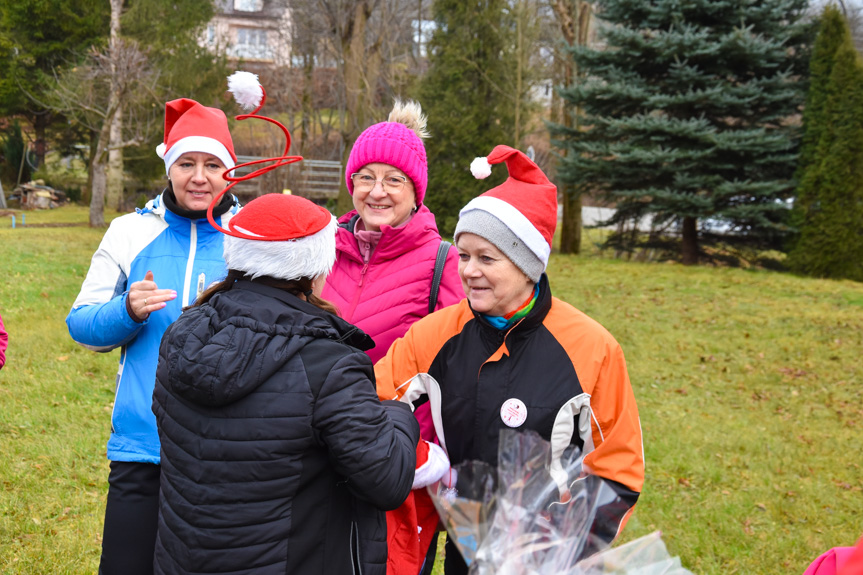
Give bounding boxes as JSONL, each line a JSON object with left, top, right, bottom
{"left": 544, "top": 299, "right": 644, "bottom": 494}
{"left": 583, "top": 340, "right": 644, "bottom": 494}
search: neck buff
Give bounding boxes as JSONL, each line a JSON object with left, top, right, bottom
{"left": 482, "top": 283, "right": 539, "bottom": 331}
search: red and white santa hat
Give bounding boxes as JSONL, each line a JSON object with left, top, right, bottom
{"left": 221, "top": 194, "right": 338, "bottom": 282}
{"left": 454, "top": 145, "right": 558, "bottom": 282}
{"left": 156, "top": 98, "right": 237, "bottom": 175}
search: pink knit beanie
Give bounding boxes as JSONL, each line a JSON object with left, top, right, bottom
{"left": 345, "top": 101, "right": 429, "bottom": 205}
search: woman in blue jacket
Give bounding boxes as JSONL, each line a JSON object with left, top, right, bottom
{"left": 66, "top": 96, "right": 240, "bottom": 575}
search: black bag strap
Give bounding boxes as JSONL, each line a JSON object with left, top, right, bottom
{"left": 429, "top": 240, "right": 451, "bottom": 314}
{"left": 338, "top": 214, "right": 361, "bottom": 231}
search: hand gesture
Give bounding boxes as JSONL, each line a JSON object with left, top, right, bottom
{"left": 127, "top": 271, "right": 177, "bottom": 322}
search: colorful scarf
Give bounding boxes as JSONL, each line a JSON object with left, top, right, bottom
{"left": 482, "top": 284, "right": 539, "bottom": 330}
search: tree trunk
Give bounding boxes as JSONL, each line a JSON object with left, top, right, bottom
{"left": 336, "top": 0, "right": 381, "bottom": 216}
{"left": 514, "top": 1, "right": 523, "bottom": 147}
{"left": 90, "top": 131, "right": 109, "bottom": 227}
{"left": 90, "top": 0, "right": 122, "bottom": 225}
{"left": 338, "top": 136, "right": 356, "bottom": 215}
{"left": 301, "top": 54, "right": 314, "bottom": 156}
{"left": 83, "top": 131, "right": 97, "bottom": 206}
{"left": 552, "top": 0, "right": 591, "bottom": 255}
{"left": 107, "top": 102, "right": 123, "bottom": 211}
{"left": 681, "top": 216, "right": 698, "bottom": 265}
{"left": 33, "top": 113, "right": 48, "bottom": 171}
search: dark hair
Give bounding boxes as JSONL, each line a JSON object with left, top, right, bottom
{"left": 192, "top": 269, "right": 340, "bottom": 316}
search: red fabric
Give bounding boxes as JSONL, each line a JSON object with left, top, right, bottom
{"left": 162, "top": 98, "right": 236, "bottom": 162}
{"left": 226, "top": 194, "right": 331, "bottom": 240}
{"left": 385, "top": 440, "right": 441, "bottom": 575}
{"left": 386, "top": 487, "right": 441, "bottom": 575}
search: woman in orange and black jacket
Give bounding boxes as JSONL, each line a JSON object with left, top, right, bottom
{"left": 374, "top": 145, "right": 645, "bottom": 575}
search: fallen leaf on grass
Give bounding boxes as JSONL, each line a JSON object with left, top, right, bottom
{"left": 779, "top": 367, "right": 809, "bottom": 378}
{"left": 56, "top": 356, "right": 69, "bottom": 361}
{"left": 755, "top": 503, "right": 767, "bottom": 511}
{"left": 743, "top": 518, "right": 754, "bottom": 535}
{"left": 675, "top": 388, "right": 688, "bottom": 395}
{"left": 678, "top": 477, "right": 692, "bottom": 488}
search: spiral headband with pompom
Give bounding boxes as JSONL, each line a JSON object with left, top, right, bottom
{"left": 206, "top": 71, "right": 305, "bottom": 240}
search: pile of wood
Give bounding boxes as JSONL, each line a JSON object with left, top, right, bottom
{"left": 12, "top": 181, "right": 68, "bottom": 210}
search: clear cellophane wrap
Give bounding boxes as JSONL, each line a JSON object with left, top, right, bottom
{"left": 427, "top": 429, "right": 693, "bottom": 575}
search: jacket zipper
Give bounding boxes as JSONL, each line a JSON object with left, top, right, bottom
{"left": 347, "top": 261, "right": 369, "bottom": 320}
{"left": 182, "top": 221, "right": 198, "bottom": 307}
{"left": 196, "top": 272, "right": 206, "bottom": 300}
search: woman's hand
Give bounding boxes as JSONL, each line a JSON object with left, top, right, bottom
{"left": 127, "top": 270, "right": 177, "bottom": 322}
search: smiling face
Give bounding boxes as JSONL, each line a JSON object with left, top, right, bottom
{"left": 168, "top": 152, "right": 229, "bottom": 212}
{"left": 351, "top": 163, "right": 416, "bottom": 231}
{"left": 456, "top": 232, "right": 535, "bottom": 318}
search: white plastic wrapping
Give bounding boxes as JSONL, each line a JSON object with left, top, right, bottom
{"left": 427, "top": 429, "right": 693, "bottom": 575}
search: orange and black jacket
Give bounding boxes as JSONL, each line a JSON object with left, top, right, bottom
{"left": 375, "top": 274, "right": 645, "bottom": 548}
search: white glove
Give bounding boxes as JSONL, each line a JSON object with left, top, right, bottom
{"left": 412, "top": 441, "right": 451, "bottom": 490}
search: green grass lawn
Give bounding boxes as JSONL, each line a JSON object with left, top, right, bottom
{"left": 1, "top": 206, "right": 861, "bottom": 574}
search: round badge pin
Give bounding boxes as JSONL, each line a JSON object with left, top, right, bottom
{"left": 500, "top": 398, "right": 527, "bottom": 428}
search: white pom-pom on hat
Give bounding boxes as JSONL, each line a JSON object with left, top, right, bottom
{"left": 470, "top": 156, "right": 492, "bottom": 179}
{"left": 227, "top": 71, "right": 263, "bottom": 111}
{"left": 156, "top": 142, "right": 167, "bottom": 159}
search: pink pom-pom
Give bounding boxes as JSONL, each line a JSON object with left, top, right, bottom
{"left": 470, "top": 156, "right": 492, "bottom": 179}
{"left": 156, "top": 143, "right": 167, "bottom": 159}
{"left": 227, "top": 71, "right": 263, "bottom": 111}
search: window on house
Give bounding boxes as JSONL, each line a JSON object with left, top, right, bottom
{"left": 234, "top": 27, "right": 270, "bottom": 59}
{"left": 234, "top": 0, "right": 263, "bottom": 11}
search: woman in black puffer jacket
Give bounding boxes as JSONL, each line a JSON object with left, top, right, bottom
{"left": 152, "top": 193, "right": 419, "bottom": 575}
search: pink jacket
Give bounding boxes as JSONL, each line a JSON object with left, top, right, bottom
{"left": 0, "top": 313, "right": 6, "bottom": 369}
{"left": 323, "top": 205, "right": 463, "bottom": 365}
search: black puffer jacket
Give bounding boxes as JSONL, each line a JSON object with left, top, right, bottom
{"left": 152, "top": 280, "right": 419, "bottom": 575}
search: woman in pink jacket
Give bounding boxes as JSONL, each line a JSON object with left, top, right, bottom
{"left": 323, "top": 99, "right": 463, "bottom": 363}
{"left": 321, "top": 99, "right": 463, "bottom": 575}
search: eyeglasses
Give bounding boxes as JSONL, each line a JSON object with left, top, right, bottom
{"left": 350, "top": 173, "right": 409, "bottom": 193}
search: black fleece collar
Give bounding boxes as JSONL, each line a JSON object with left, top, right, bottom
{"left": 163, "top": 183, "right": 235, "bottom": 220}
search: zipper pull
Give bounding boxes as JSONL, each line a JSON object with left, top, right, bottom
{"left": 197, "top": 273, "right": 206, "bottom": 299}
{"left": 357, "top": 262, "right": 369, "bottom": 287}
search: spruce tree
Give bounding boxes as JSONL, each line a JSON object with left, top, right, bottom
{"left": 418, "top": 0, "right": 515, "bottom": 236}
{"left": 788, "top": 32, "right": 863, "bottom": 281}
{"left": 550, "top": 0, "right": 811, "bottom": 264}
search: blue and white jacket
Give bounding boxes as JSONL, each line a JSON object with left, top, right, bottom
{"left": 67, "top": 192, "right": 239, "bottom": 464}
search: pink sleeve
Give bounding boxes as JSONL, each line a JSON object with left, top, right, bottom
{"left": 804, "top": 546, "right": 858, "bottom": 575}
{"left": 0, "top": 314, "right": 7, "bottom": 369}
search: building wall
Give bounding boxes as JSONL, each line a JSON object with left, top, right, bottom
{"left": 204, "top": 0, "right": 291, "bottom": 66}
